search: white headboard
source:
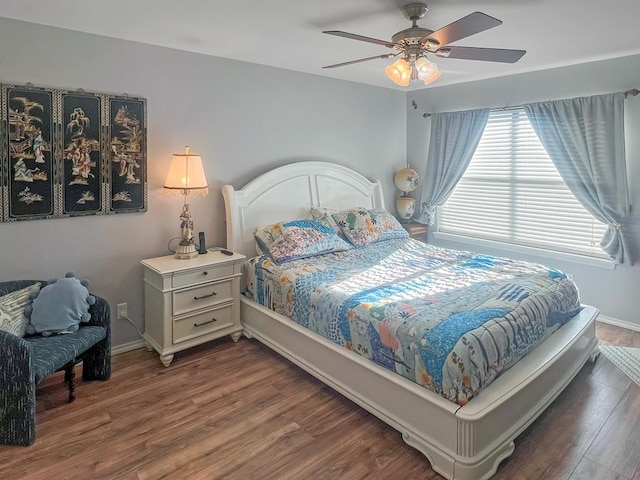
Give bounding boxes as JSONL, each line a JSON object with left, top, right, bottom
{"left": 222, "top": 161, "right": 385, "bottom": 256}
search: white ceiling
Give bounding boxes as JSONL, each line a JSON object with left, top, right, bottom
{"left": 1, "top": 0, "right": 639, "bottom": 91}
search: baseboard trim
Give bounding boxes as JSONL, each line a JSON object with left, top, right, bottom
{"left": 597, "top": 315, "right": 640, "bottom": 333}
{"left": 112, "top": 339, "right": 145, "bottom": 356}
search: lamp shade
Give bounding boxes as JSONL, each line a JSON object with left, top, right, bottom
{"left": 415, "top": 57, "right": 437, "bottom": 81}
{"left": 164, "top": 146, "right": 208, "bottom": 196}
{"left": 385, "top": 59, "right": 412, "bottom": 87}
{"left": 394, "top": 167, "right": 419, "bottom": 193}
{"left": 422, "top": 69, "right": 441, "bottom": 86}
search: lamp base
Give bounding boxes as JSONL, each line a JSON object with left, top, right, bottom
{"left": 396, "top": 196, "right": 416, "bottom": 221}
{"left": 175, "top": 241, "right": 199, "bottom": 260}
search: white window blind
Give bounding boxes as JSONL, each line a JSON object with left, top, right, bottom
{"left": 439, "top": 108, "right": 609, "bottom": 259}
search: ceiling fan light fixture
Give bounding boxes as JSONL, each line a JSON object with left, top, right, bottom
{"left": 415, "top": 57, "right": 438, "bottom": 81}
{"left": 423, "top": 69, "right": 442, "bottom": 86}
{"left": 385, "top": 58, "right": 412, "bottom": 86}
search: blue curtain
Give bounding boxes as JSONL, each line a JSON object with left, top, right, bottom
{"left": 524, "top": 93, "right": 632, "bottom": 266}
{"left": 416, "top": 109, "right": 489, "bottom": 225}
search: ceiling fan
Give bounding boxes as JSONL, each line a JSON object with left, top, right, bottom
{"left": 322, "top": 3, "right": 526, "bottom": 87}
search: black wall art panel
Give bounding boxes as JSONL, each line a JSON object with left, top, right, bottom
{"left": 61, "top": 92, "right": 103, "bottom": 215}
{"left": 109, "top": 97, "right": 146, "bottom": 213}
{"left": 4, "top": 86, "right": 55, "bottom": 220}
{"left": 0, "top": 82, "right": 146, "bottom": 222}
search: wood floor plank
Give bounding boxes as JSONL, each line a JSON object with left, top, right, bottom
{"left": 142, "top": 419, "right": 311, "bottom": 480}
{"left": 373, "top": 447, "right": 443, "bottom": 479}
{"left": 485, "top": 361, "right": 625, "bottom": 480}
{"left": 568, "top": 457, "right": 629, "bottom": 480}
{"left": 260, "top": 412, "right": 381, "bottom": 480}
{"left": 596, "top": 322, "right": 640, "bottom": 348}
{"left": 591, "top": 356, "right": 632, "bottom": 391}
{"left": 585, "top": 384, "right": 640, "bottom": 478}
{"left": 135, "top": 383, "right": 317, "bottom": 479}
{"left": 19, "top": 398, "right": 201, "bottom": 479}
{"left": 282, "top": 387, "right": 365, "bottom": 437}
{"left": 0, "top": 412, "right": 114, "bottom": 477}
{"left": 214, "top": 421, "right": 317, "bottom": 480}
{"left": 1, "top": 323, "right": 639, "bottom": 480}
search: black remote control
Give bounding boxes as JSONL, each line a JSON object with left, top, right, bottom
{"left": 220, "top": 249, "right": 233, "bottom": 256}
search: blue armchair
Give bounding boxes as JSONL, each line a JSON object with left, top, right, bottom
{"left": 0, "top": 280, "right": 111, "bottom": 446}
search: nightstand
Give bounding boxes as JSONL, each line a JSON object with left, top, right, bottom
{"left": 140, "top": 249, "right": 246, "bottom": 367}
{"left": 401, "top": 221, "right": 428, "bottom": 242}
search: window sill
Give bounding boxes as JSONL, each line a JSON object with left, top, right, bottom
{"left": 433, "top": 231, "right": 616, "bottom": 269}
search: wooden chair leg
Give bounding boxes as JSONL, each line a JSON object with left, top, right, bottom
{"left": 64, "top": 362, "right": 76, "bottom": 403}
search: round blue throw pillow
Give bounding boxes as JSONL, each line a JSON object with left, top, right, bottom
{"left": 24, "top": 272, "right": 96, "bottom": 336}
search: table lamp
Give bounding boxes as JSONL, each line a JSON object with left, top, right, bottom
{"left": 163, "top": 146, "right": 208, "bottom": 259}
{"left": 394, "top": 164, "right": 420, "bottom": 221}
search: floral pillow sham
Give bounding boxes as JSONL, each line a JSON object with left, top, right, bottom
{"left": 332, "top": 208, "right": 409, "bottom": 246}
{"left": 309, "top": 206, "right": 342, "bottom": 235}
{"left": 254, "top": 219, "right": 352, "bottom": 263}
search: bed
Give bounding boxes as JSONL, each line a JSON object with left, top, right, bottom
{"left": 222, "top": 161, "right": 599, "bottom": 480}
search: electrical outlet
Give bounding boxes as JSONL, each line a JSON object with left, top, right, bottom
{"left": 117, "top": 303, "right": 128, "bottom": 319}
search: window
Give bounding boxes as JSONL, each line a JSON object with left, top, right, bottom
{"left": 438, "top": 108, "right": 609, "bottom": 260}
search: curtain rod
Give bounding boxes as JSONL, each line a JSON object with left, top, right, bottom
{"left": 420, "top": 88, "right": 639, "bottom": 118}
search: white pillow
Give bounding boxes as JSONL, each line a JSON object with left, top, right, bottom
{"left": 0, "top": 284, "right": 40, "bottom": 337}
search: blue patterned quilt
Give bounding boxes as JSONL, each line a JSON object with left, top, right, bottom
{"left": 245, "top": 238, "right": 581, "bottom": 405}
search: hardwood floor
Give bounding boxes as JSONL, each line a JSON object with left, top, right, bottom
{"left": 1, "top": 322, "right": 639, "bottom": 480}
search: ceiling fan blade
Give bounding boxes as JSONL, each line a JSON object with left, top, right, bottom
{"left": 426, "top": 12, "right": 502, "bottom": 46}
{"left": 322, "top": 53, "right": 399, "bottom": 69}
{"left": 438, "top": 46, "right": 526, "bottom": 63}
{"left": 323, "top": 30, "right": 396, "bottom": 48}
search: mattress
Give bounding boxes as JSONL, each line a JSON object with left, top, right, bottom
{"left": 244, "top": 238, "right": 581, "bottom": 405}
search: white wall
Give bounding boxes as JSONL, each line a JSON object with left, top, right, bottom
{"left": 407, "top": 55, "right": 640, "bottom": 328}
{"left": 0, "top": 18, "right": 407, "bottom": 348}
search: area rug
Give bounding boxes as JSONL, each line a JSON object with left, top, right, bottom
{"left": 600, "top": 345, "right": 640, "bottom": 387}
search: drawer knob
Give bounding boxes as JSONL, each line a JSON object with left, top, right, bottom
{"left": 203, "top": 271, "right": 208, "bottom": 276}
{"left": 194, "top": 318, "right": 217, "bottom": 327}
{"left": 194, "top": 291, "right": 217, "bottom": 300}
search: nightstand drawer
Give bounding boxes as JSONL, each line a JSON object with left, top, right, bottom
{"left": 173, "top": 280, "right": 233, "bottom": 316}
{"left": 173, "top": 304, "right": 234, "bottom": 344}
{"left": 172, "top": 264, "right": 234, "bottom": 288}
